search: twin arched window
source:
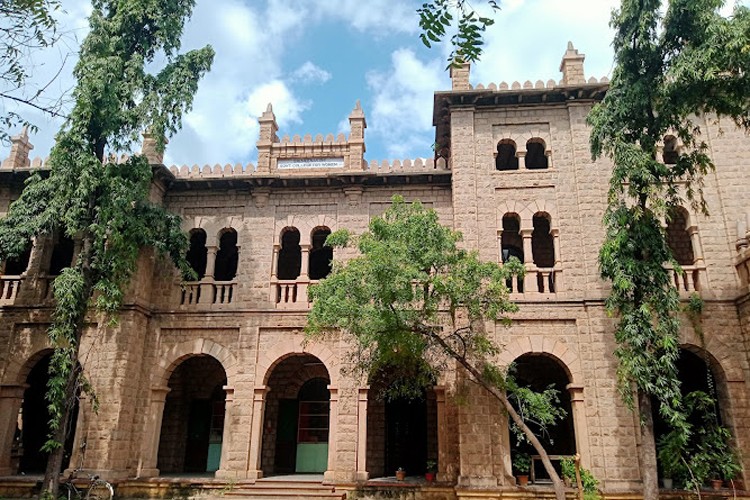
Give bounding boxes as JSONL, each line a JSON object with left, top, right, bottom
{"left": 186, "top": 228, "right": 238, "bottom": 281}
{"left": 495, "top": 138, "right": 549, "bottom": 170}
{"left": 277, "top": 226, "right": 332, "bottom": 281}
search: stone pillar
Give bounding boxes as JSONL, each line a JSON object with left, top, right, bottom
{"left": 521, "top": 229, "right": 535, "bottom": 292}
{"left": 138, "top": 386, "right": 170, "bottom": 478}
{"left": 205, "top": 246, "right": 218, "bottom": 279}
{"left": 323, "top": 386, "right": 339, "bottom": 483}
{"left": 551, "top": 228, "right": 561, "bottom": 266}
{"left": 1, "top": 128, "right": 33, "bottom": 169}
{"left": 559, "top": 42, "right": 586, "bottom": 85}
{"left": 355, "top": 387, "right": 369, "bottom": 481}
{"left": 270, "top": 244, "right": 280, "bottom": 279}
{"left": 347, "top": 101, "right": 367, "bottom": 172}
{"left": 0, "top": 385, "right": 26, "bottom": 475}
{"left": 256, "top": 104, "right": 278, "bottom": 173}
{"left": 216, "top": 386, "right": 235, "bottom": 478}
{"left": 450, "top": 62, "right": 471, "bottom": 91}
{"left": 299, "top": 244, "right": 311, "bottom": 280}
{"left": 435, "top": 386, "right": 448, "bottom": 482}
{"left": 496, "top": 230, "right": 504, "bottom": 263}
{"left": 567, "top": 384, "right": 590, "bottom": 467}
{"left": 141, "top": 130, "right": 167, "bottom": 165}
{"left": 688, "top": 226, "right": 705, "bottom": 265}
{"left": 517, "top": 151, "right": 526, "bottom": 170}
{"left": 247, "top": 386, "right": 268, "bottom": 481}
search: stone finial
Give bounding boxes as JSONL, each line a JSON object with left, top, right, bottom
{"left": 559, "top": 41, "right": 586, "bottom": 85}
{"left": 348, "top": 100, "right": 367, "bottom": 140}
{"left": 258, "top": 103, "right": 279, "bottom": 143}
{"left": 141, "top": 129, "right": 167, "bottom": 164}
{"left": 450, "top": 61, "right": 471, "bottom": 91}
{"left": 1, "top": 127, "right": 34, "bottom": 169}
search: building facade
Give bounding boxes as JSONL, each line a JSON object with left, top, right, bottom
{"left": 0, "top": 43, "right": 749, "bottom": 499}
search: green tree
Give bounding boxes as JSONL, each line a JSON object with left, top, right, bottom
{"left": 0, "top": 0, "right": 62, "bottom": 142}
{"left": 306, "top": 196, "right": 568, "bottom": 500}
{"left": 588, "top": 1, "right": 749, "bottom": 498}
{"left": 0, "top": 0, "right": 213, "bottom": 496}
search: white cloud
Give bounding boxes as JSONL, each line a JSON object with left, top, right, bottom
{"left": 291, "top": 62, "right": 332, "bottom": 85}
{"left": 366, "top": 49, "right": 448, "bottom": 159}
{"left": 309, "top": 0, "right": 417, "bottom": 34}
{"left": 246, "top": 80, "right": 309, "bottom": 128}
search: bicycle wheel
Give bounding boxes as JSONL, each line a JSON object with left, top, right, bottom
{"left": 60, "top": 482, "right": 79, "bottom": 500}
{"left": 85, "top": 479, "right": 113, "bottom": 500}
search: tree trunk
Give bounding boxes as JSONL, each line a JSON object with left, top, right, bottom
{"left": 429, "top": 332, "right": 566, "bottom": 500}
{"left": 638, "top": 390, "right": 659, "bottom": 500}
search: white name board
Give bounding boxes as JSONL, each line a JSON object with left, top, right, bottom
{"left": 277, "top": 158, "right": 345, "bottom": 169}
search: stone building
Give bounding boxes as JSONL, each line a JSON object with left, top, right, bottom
{"left": 0, "top": 43, "right": 748, "bottom": 499}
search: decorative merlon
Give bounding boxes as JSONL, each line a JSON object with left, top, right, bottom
{"left": 1, "top": 127, "right": 34, "bottom": 169}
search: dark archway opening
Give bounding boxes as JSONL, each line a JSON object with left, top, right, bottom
{"left": 277, "top": 228, "right": 301, "bottom": 280}
{"left": 262, "top": 354, "right": 330, "bottom": 476}
{"left": 309, "top": 228, "right": 332, "bottom": 280}
{"left": 49, "top": 235, "right": 74, "bottom": 276}
{"left": 532, "top": 214, "right": 555, "bottom": 292}
{"left": 663, "top": 136, "right": 679, "bottom": 165}
{"left": 214, "top": 230, "right": 238, "bottom": 281}
{"left": 186, "top": 230, "right": 207, "bottom": 280}
{"left": 3, "top": 241, "right": 32, "bottom": 275}
{"left": 510, "top": 354, "right": 575, "bottom": 481}
{"left": 525, "top": 140, "right": 548, "bottom": 170}
{"left": 496, "top": 141, "right": 519, "bottom": 171}
{"left": 366, "top": 372, "right": 437, "bottom": 478}
{"left": 157, "top": 355, "right": 227, "bottom": 475}
{"left": 502, "top": 214, "right": 524, "bottom": 293}
{"left": 666, "top": 208, "right": 695, "bottom": 266}
{"left": 16, "top": 353, "right": 78, "bottom": 474}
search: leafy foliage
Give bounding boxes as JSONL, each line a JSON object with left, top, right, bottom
{"left": 417, "top": 0, "right": 499, "bottom": 66}
{"left": 0, "top": 0, "right": 61, "bottom": 142}
{"left": 0, "top": 0, "right": 213, "bottom": 493}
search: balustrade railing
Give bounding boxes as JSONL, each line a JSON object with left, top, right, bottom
{"left": 179, "top": 280, "right": 236, "bottom": 306}
{"left": 506, "top": 264, "right": 561, "bottom": 297}
{"left": 0, "top": 276, "right": 23, "bottom": 304}
{"left": 665, "top": 264, "right": 705, "bottom": 296}
{"left": 271, "top": 278, "right": 317, "bottom": 309}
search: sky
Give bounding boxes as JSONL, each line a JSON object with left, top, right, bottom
{"left": 2, "top": 0, "right": 745, "bottom": 167}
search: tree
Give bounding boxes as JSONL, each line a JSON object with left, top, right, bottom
{"left": 306, "top": 196, "right": 568, "bottom": 500}
{"left": 0, "top": 0, "right": 63, "bottom": 142}
{"left": 588, "top": 1, "right": 750, "bottom": 498}
{"left": 0, "top": 0, "right": 213, "bottom": 496}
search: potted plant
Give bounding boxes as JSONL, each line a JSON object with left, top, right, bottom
{"left": 395, "top": 467, "right": 406, "bottom": 481}
{"left": 513, "top": 452, "right": 531, "bottom": 486}
{"left": 425, "top": 460, "right": 437, "bottom": 483}
{"left": 657, "top": 431, "right": 684, "bottom": 489}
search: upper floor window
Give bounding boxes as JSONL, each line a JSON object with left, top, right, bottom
{"left": 495, "top": 140, "right": 519, "bottom": 171}
{"left": 186, "top": 229, "right": 208, "bottom": 280}
{"left": 525, "top": 139, "right": 548, "bottom": 170}
{"left": 663, "top": 135, "right": 679, "bottom": 165}
{"left": 666, "top": 207, "right": 695, "bottom": 265}
{"left": 214, "top": 229, "right": 238, "bottom": 281}
{"left": 309, "top": 227, "right": 332, "bottom": 280}
{"left": 2, "top": 241, "right": 32, "bottom": 275}
{"left": 278, "top": 227, "right": 301, "bottom": 280}
{"left": 531, "top": 213, "right": 554, "bottom": 267}
{"left": 48, "top": 234, "right": 74, "bottom": 276}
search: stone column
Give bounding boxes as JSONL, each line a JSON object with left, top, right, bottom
{"left": 551, "top": 228, "right": 562, "bottom": 292}
{"left": 496, "top": 230, "right": 504, "bottom": 263}
{"left": 323, "top": 386, "right": 339, "bottom": 483}
{"left": 687, "top": 225, "right": 707, "bottom": 290}
{"left": 216, "top": 386, "right": 235, "bottom": 478}
{"left": 138, "top": 386, "right": 170, "bottom": 478}
{"left": 0, "top": 385, "right": 26, "bottom": 475}
{"left": 435, "top": 386, "right": 448, "bottom": 482}
{"left": 521, "top": 228, "right": 535, "bottom": 292}
{"left": 517, "top": 151, "right": 526, "bottom": 170}
{"left": 205, "top": 246, "right": 218, "bottom": 279}
{"left": 355, "top": 387, "right": 369, "bottom": 481}
{"left": 299, "top": 244, "right": 311, "bottom": 279}
{"left": 270, "top": 244, "right": 280, "bottom": 279}
{"left": 567, "top": 384, "right": 590, "bottom": 467}
{"left": 247, "top": 386, "right": 268, "bottom": 481}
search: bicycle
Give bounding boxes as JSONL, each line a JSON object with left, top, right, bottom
{"left": 59, "top": 469, "right": 114, "bottom": 500}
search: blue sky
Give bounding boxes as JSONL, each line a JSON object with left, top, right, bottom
{"left": 3, "top": 0, "right": 745, "bottom": 167}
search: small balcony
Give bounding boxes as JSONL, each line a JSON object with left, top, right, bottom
{"left": 271, "top": 278, "right": 317, "bottom": 309}
{"left": 0, "top": 276, "right": 24, "bottom": 305}
{"left": 179, "top": 279, "right": 237, "bottom": 307}
{"left": 664, "top": 263, "right": 706, "bottom": 297}
{"left": 507, "top": 264, "right": 562, "bottom": 299}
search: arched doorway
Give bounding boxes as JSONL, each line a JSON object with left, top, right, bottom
{"left": 16, "top": 352, "right": 79, "bottom": 474}
{"left": 366, "top": 372, "right": 438, "bottom": 478}
{"left": 157, "top": 355, "right": 227, "bottom": 475}
{"left": 261, "top": 354, "right": 331, "bottom": 476}
{"left": 509, "top": 354, "right": 575, "bottom": 481}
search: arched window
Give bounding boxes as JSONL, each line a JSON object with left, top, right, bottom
{"left": 495, "top": 140, "right": 519, "bottom": 171}
{"left": 525, "top": 139, "right": 548, "bottom": 169}
{"left": 186, "top": 229, "right": 208, "bottom": 280}
{"left": 663, "top": 136, "right": 678, "bottom": 165}
{"left": 532, "top": 214, "right": 554, "bottom": 268}
{"left": 501, "top": 214, "right": 523, "bottom": 293}
{"left": 309, "top": 228, "right": 332, "bottom": 280}
{"left": 3, "top": 241, "right": 32, "bottom": 275}
{"left": 666, "top": 207, "right": 695, "bottom": 265}
{"left": 277, "top": 228, "right": 301, "bottom": 280}
{"left": 214, "top": 229, "right": 238, "bottom": 281}
{"left": 48, "top": 234, "right": 74, "bottom": 276}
